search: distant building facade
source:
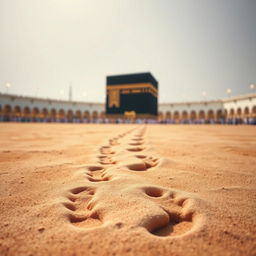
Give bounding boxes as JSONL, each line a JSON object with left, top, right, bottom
{"left": 106, "top": 73, "right": 158, "bottom": 118}
{"left": 0, "top": 92, "right": 255, "bottom": 124}
{"left": 159, "top": 94, "right": 256, "bottom": 124}
{"left": 0, "top": 94, "right": 103, "bottom": 122}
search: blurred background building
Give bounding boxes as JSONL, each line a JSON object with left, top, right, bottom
{"left": 0, "top": 92, "right": 255, "bottom": 124}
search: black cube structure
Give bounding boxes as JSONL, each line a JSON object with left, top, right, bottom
{"left": 106, "top": 72, "right": 158, "bottom": 118}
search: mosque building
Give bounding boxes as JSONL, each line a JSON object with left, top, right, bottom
{"left": 0, "top": 72, "right": 255, "bottom": 124}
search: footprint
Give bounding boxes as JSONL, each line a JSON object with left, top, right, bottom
{"left": 133, "top": 135, "right": 144, "bottom": 139}
{"left": 131, "top": 138, "right": 144, "bottom": 142}
{"left": 87, "top": 176, "right": 110, "bottom": 182}
{"left": 129, "top": 142, "right": 144, "bottom": 146}
{"left": 135, "top": 155, "right": 147, "bottom": 159}
{"left": 100, "top": 146, "right": 114, "bottom": 155}
{"left": 98, "top": 155, "right": 116, "bottom": 165}
{"left": 142, "top": 186, "right": 166, "bottom": 198}
{"left": 69, "top": 212, "right": 102, "bottom": 228}
{"left": 64, "top": 186, "right": 94, "bottom": 214}
{"left": 64, "top": 186, "right": 103, "bottom": 228}
{"left": 63, "top": 202, "right": 76, "bottom": 211}
{"left": 86, "top": 166, "right": 111, "bottom": 182}
{"left": 86, "top": 165, "right": 104, "bottom": 173}
{"left": 143, "top": 156, "right": 159, "bottom": 168}
{"left": 126, "top": 156, "right": 159, "bottom": 171}
{"left": 86, "top": 166, "right": 104, "bottom": 172}
{"left": 127, "top": 147, "right": 145, "bottom": 152}
{"left": 142, "top": 189, "right": 195, "bottom": 237}
{"left": 69, "top": 186, "right": 95, "bottom": 195}
{"left": 150, "top": 210, "right": 193, "bottom": 237}
{"left": 109, "top": 138, "right": 119, "bottom": 146}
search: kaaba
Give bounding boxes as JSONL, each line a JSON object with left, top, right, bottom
{"left": 106, "top": 72, "right": 158, "bottom": 118}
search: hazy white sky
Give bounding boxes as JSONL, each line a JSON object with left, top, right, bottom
{"left": 0, "top": 0, "right": 255, "bottom": 103}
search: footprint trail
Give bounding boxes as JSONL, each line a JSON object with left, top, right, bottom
{"left": 62, "top": 126, "right": 203, "bottom": 238}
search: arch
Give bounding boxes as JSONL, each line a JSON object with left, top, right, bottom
{"left": 67, "top": 109, "right": 74, "bottom": 122}
{"left": 3, "top": 105, "right": 12, "bottom": 121}
{"left": 32, "top": 107, "right": 40, "bottom": 120}
{"left": 58, "top": 109, "right": 65, "bottom": 121}
{"left": 216, "top": 109, "right": 223, "bottom": 120}
{"left": 252, "top": 106, "right": 256, "bottom": 117}
{"left": 230, "top": 108, "right": 235, "bottom": 117}
{"left": 182, "top": 111, "right": 188, "bottom": 120}
{"left": 14, "top": 106, "right": 21, "bottom": 119}
{"left": 75, "top": 110, "right": 82, "bottom": 121}
{"left": 173, "top": 111, "right": 180, "bottom": 120}
{"left": 207, "top": 109, "right": 215, "bottom": 120}
{"left": 236, "top": 108, "right": 242, "bottom": 117}
{"left": 100, "top": 111, "right": 105, "bottom": 119}
{"left": 190, "top": 110, "right": 197, "bottom": 120}
{"left": 165, "top": 111, "right": 171, "bottom": 119}
{"left": 244, "top": 107, "right": 250, "bottom": 117}
{"left": 41, "top": 108, "right": 49, "bottom": 120}
{"left": 50, "top": 108, "right": 57, "bottom": 121}
{"left": 92, "top": 111, "right": 98, "bottom": 119}
{"left": 158, "top": 111, "right": 164, "bottom": 121}
{"left": 198, "top": 110, "right": 205, "bottom": 119}
{"left": 4, "top": 105, "right": 12, "bottom": 114}
{"left": 83, "top": 111, "right": 90, "bottom": 119}
{"left": 224, "top": 109, "right": 228, "bottom": 119}
{"left": 23, "top": 106, "right": 31, "bottom": 119}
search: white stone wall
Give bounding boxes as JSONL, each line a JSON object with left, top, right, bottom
{"left": 0, "top": 92, "right": 255, "bottom": 119}
{"left": 223, "top": 94, "right": 256, "bottom": 116}
{"left": 0, "top": 93, "right": 105, "bottom": 116}
{"left": 159, "top": 100, "right": 223, "bottom": 118}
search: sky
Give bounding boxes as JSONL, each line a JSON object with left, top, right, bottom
{"left": 0, "top": 0, "right": 255, "bottom": 103}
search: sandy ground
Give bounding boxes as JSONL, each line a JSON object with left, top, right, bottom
{"left": 0, "top": 123, "right": 255, "bottom": 256}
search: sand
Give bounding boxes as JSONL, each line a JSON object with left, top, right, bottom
{"left": 0, "top": 123, "right": 255, "bottom": 256}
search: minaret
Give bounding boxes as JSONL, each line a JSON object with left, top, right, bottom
{"left": 69, "top": 83, "right": 72, "bottom": 101}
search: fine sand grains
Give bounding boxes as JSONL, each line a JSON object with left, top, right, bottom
{"left": 64, "top": 127, "right": 201, "bottom": 238}
{"left": 0, "top": 124, "right": 255, "bottom": 256}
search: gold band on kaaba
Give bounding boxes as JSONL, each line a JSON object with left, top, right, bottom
{"left": 108, "top": 89, "right": 120, "bottom": 108}
{"left": 107, "top": 83, "right": 158, "bottom": 94}
{"left": 107, "top": 83, "right": 158, "bottom": 101}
